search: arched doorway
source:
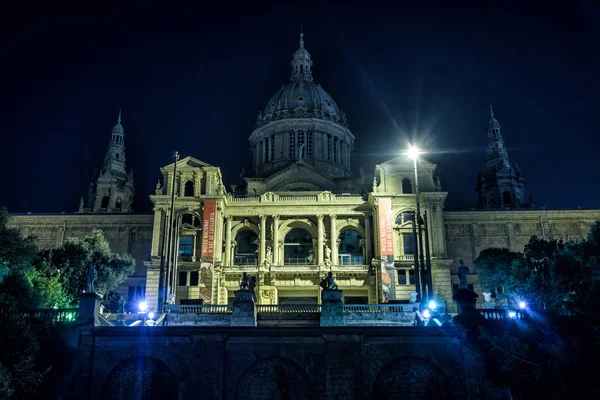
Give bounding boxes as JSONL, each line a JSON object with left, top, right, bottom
{"left": 235, "top": 229, "right": 258, "bottom": 265}
{"left": 503, "top": 191, "right": 512, "bottom": 205}
{"left": 284, "top": 228, "right": 313, "bottom": 264}
{"left": 338, "top": 228, "right": 362, "bottom": 265}
{"left": 100, "top": 356, "right": 178, "bottom": 400}
{"left": 184, "top": 181, "right": 194, "bottom": 197}
{"left": 101, "top": 196, "right": 110, "bottom": 209}
{"left": 235, "top": 358, "right": 313, "bottom": 400}
{"left": 402, "top": 178, "right": 413, "bottom": 194}
{"left": 373, "top": 357, "right": 452, "bottom": 399}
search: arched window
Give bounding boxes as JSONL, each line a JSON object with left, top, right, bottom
{"left": 284, "top": 228, "right": 313, "bottom": 265}
{"left": 402, "top": 178, "right": 412, "bottom": 194}
{"left": 503, "top": 191, "right": 512, "bottom": 205}
{"left": 396, "top": 211, "right": 413, "bottom": 225}
{"left": 184, "top": 181, "right": 194, "bottom": 197}
{"left": 115, "top": 153, "right": 119, "bottom": 159}
{"left": 300, "top": 64, "right": 303, "bottom": 73}
{"left": 181, "top": 214, "right": 193, "bottom": 226}
{"left": 115, "top": 198, "right": 122, "bottom": 211}
{"left": 101, "top": 196, "right": 110, "bottom": 209}
{"left": 338, "top": 229, "right": 362, "bottom": 265}
{"left": 234, "top": 230, "right": 258, "bottom": 265}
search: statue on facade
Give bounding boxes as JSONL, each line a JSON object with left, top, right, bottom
{"left": 248, "top": 276, "right": 256, "bottom": 291}
{"left": 86, "top": 263, "right": 97, "bottom": 293}
{"left": 79, "top": 197, "right": 84, "bottom": 212}
{"left": 298, "top": 143, "right": 306, "bottom": 163}
{"left": 307, "top": 248, "right": 314, "bottom": 264}
{"left": 155, "top": 180, "right": 162, "bottom": 195}
{"left": 240, "top": 272, "right": 249, "bottom": 290}
{"left": 458, "top": 260, "right": 470, "bottom": 289}
{"left": 372, "top": 176, "right": 378, "bottom": 192}
{"left": 319, "top": 272, "right": 338, "bottom": 290}
{"left": 265, "top": 246, "right": 272, "bottom": 263}
{"left": 324, "top": 245, "right": 331, "bottom": 262}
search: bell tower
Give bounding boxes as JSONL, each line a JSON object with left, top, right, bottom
{"left": 476, "top": 104, "right": 533, "bottom": 208}
{"left": 80, "top": 110, "right": 135, "bottom": 213}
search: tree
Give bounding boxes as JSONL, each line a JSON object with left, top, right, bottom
{"left": 0, "top": 207, "right": 37, "bottom": 282}
{"left": 38, "top": 230, "right": 135, "bottom": 301}
{"left": 474, "top": 248, "right": 520, "bottom": 302}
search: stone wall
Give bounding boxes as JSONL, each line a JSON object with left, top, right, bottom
{"left": 444, "top": 209, "right": 600, "bottom": 295}
{"left": 7, "top": 213, "right": 153, "bottom": 297}
{"left": 74, "top": 326, "right": 489, "bottom": 399}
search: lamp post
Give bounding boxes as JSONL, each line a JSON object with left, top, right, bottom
{"left": 408, "top": 146, "right": 428, "bottom": 302}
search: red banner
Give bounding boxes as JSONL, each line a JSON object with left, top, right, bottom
{"left": 201, "top": 200, "right": 216, "bottom": 261}
{"left": 378, "top": 198, "right": 394, "bottom": 256}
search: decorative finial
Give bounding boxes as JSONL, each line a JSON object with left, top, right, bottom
{"left": 117, "top": 108, "right": 122, "bottom": 124}
{"left": 489, "top": 102, "right": 494, "bottom": 118}
{"left": 173, "top": 151, "right": 180, "bottom": 162}
{"left": 299, "top": 23, "right": 304, "bottom": 49}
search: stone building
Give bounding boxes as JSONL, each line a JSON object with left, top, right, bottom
{"left": 6, "top": 33, "right": 600, "bottom": 311}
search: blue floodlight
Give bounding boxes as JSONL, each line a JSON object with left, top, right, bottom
{"left": 428, "top": 300, "right": 437, "bottom": 310}
{"left": 508, "top": 311, "right": 516, "bottom": 318}
{"left": 423, "top": 309, "right": 431, "bottom": 319}
{"left": 148, "top": 312, "right": 155, "bottom": 320}
{"left": 518, "top": 301, "right": 526, "bottom": 309}
{"left": 139, "top": 301, "right": 148, "bottom": 312}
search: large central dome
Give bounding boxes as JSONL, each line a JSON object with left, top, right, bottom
{"left": 256, "top": 32, "right": 347, "bottom": 128}
{"left": 248, "top": 32, "right": 355, "bottom": 186}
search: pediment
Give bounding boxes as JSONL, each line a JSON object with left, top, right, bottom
{"left": 160, "top": 156, "right": 214, "bottom": 172}
{"left": 266, "top": 162, "right": 336, "bottom": 192}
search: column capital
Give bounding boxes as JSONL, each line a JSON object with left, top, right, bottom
{"left": 259, "top": 214, "right": 267, "bottom": 221}
{"left": 364, "top": 211, "right": 372, "bottom": 218}
{"left": 317, "top": 214, "right": 324, "bottom": 221}
{"left": 272, "top": 214, "right": 280, "bottom": 221}
{"left": 329, "top": 214, "right": 337, "bottom": 220}
{"left": 225, "top": 215, "right": 233, "bottom": 222}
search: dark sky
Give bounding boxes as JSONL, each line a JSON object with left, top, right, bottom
{"left": 1, "top": 1, "right": 599, "bottom": 213}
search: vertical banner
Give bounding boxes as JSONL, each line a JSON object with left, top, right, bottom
{"left": 378, "top": 198, "right": 395, "bottom": 301}
{"left": 201, "top": 200, "right": 217, "bottom": 263}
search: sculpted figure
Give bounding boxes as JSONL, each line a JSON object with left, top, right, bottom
{"left": 324, "top": 245, "right": 332, "bottom": 261}
{"left": 248, "top": 276, "right": 257, "bottom": 291}
{"left": 86, "top": 263, "right": 97, "bottom": 293}
{"left": 325, "top": 271, "right": 338, "bottom": 290}
{"left": 265, "top": 246, "right": 272, "bottom": 262}
{"left": 458, "top": 260, "right": 470, "bottom": 289}
{"left": 240, "top": 272, "right": 249, "bottom": 290}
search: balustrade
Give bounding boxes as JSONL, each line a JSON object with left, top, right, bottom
{"left": 256, "top": 304, "right": 321, "bottom": 313}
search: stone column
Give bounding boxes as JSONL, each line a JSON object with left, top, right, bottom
{"left": 317, "top": 214, "right": 324, "bottom": 265}
{"left": 151, "top": 209, "right": 164, "bottom": 258}
{"left": 272, "top": 215, "right": 280, "bottom": 265}
{"left": 259, "top": 215, "right": 266, "bottom": 265}
{"left": 224, "top": 216, "right": 232, "bottom": 266}
{"left": 330, "top": 214, "right": 337, "bottom": 265}
{"left": 364, "top": 212, "right": 372, "bottom": 264}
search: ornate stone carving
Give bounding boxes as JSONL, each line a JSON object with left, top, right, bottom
{"left": 446, "top": 224, "right": 469, "bottom": 237}
{"left": 318, "top": 191, "right": 334, "bottom": 201}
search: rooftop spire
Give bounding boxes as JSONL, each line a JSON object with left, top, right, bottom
{"left": 117, "top": 108, "right": 122, "bottom": 124}
{"left": 489, "top": 102, "right": 494, "bottom": 118}
{"left": 290, "top": 29, "right": 313, "bottom": 82}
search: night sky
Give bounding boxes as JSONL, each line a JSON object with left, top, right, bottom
{"left": 1, "top": 2, "right": 598, "bottom": 213}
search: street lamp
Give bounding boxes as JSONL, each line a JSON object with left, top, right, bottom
{"left": 407, "top": 145, "right": 428, "bottom": 302}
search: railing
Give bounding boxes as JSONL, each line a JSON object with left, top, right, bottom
{"left": 234, "top": 256, "right": 258, "bottom": 265}
{"left": 479, "top": 309, "right": 526, "bottom": 321}
{"left": 256, "top": 304, "right": 321, "bottom": 313}
{"left": 178, "top": 255, "right": 194, "bottom": 262}
{"left": 24, "top": 308, "right": 79, "bottom": 323}
{"left": 284, "top": 258, "right": 312, "bottom": 265}
{"left": 165, "top": 304, "right": 233, "bottom": 314}
{"left": 343, "top": 304, "right": 406, "bottom": 313}
{"left": 338, "top": 254, "right": 363, "bottom": 265}
{"left": 397, "top": 254, "right": 415, "bottom": 261}
{"left": 278, "top": 195, "right": 318, "bottom": 202}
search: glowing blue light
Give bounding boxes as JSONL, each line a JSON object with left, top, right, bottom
{"left": 428, "top": 300, "right": 437, "bottom": 310}
{"left": 519, "top": 301, "right": 526, "bottom": 309}
{"left": 148, "top": 312, "right": 155, "bottom": 320}
{"left": 508, "top": 311, "right": 516, "bottom": 318}
{"left": 423, "top": 309, "right": 431, "bottom": 319}
{"left": 139, "top": 301, "right": 148, "bottom": 312}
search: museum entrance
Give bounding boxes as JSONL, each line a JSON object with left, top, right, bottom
{"left": 234, "top": 229, "right": 258, "bottom": 265}
{"left": 284, "top": 228, "right": 313, "bottom": 264}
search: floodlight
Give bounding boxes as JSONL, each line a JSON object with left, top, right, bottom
{"left": 407, "top": 145, "right": 421, "bottom": 159}
{"left": 508, "top": 311, "right": 516, "bottom": 318}
{"left": 423, "top": 309, "right": 431, "bottom": 319}
{"left": 148, "top": 312, "right": 155, "bottom": 320}
{"left": 428, "top": 300, "right": 437, "bottom": 310}
{"left": 139, "top": 301, "right": 148, "bottom": 312}
{"left": 519, "top": 301, "right": 526, "bottom": 309}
